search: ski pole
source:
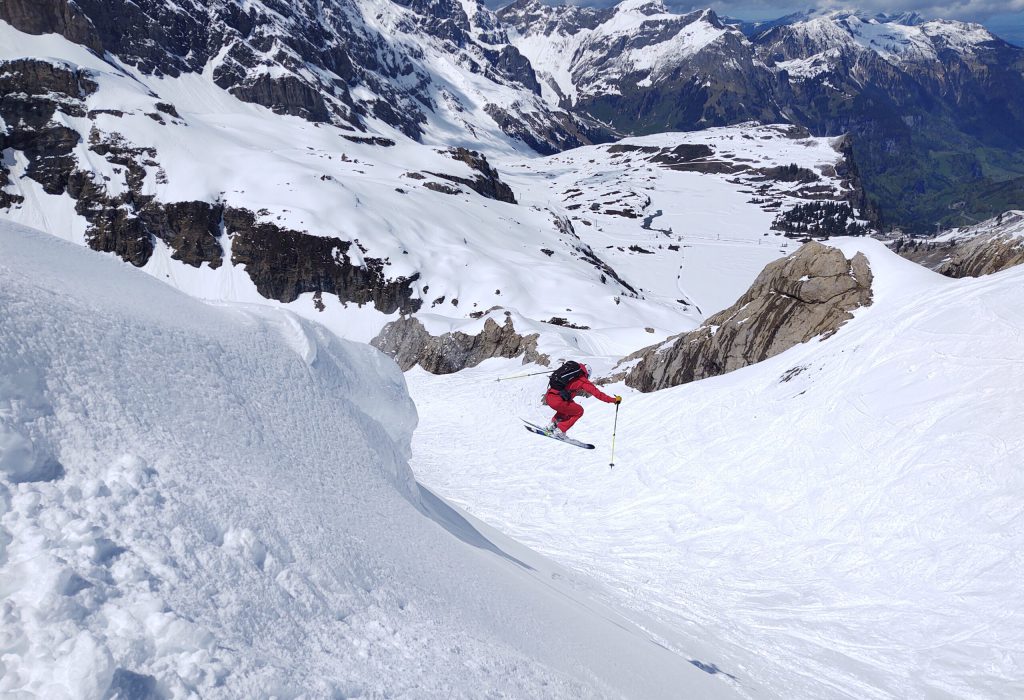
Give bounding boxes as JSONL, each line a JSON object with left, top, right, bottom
{"left": 609, "top": 402, "right": 619, "bottom": 468}
{"left": 494, "top": 369, "right": 550, "bottom": 382}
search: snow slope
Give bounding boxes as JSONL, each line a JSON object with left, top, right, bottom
{"left": 0, "top": 221, "right": 738, "bottom": 699}
{"left": 503, "top": 124, "right": 852, "bottom": 321}
{"left": 408, "top": 238, "right": 1024, "bottom": 699}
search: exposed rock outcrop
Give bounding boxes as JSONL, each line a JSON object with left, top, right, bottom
{"left": 143, "top": 201, "right": 225, "bottom": 269}
{"left": 426, "top": 148, "right": 517, "bottom": 204}
{"left": 371, "top": 315, "right": 548, "bottom": 374}
{"left": 0, "top": 59, "right": 96, "bottom": 196}
{"left": 483, "top": 103, "right": 606, "bottom": 156}
{"left": 937, "top": 230, "right": 1024, "bottom": 277}
{"left": 226, "top": 209, "right": 421, "bottom": 315}
{"left": 0, "top": 0, "right": 104, "bottom": 55}
{"left": 0, "top": 170, "right": 23, "bottom": 210}
{"left": 620, "top": 241, "right": 873, "bottom": 392}
{"left": 895, "top": 211, "right": 1024, "bottom": 277}
{"left": 893, "top": 238, "right": 955, "bottom": 270}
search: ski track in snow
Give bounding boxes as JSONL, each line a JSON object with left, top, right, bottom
{"left": 408, "top": 239, "right": 1024, "bottom": 700}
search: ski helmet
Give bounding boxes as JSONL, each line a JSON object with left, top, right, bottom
{"left": 583, "top": 363, "right": 592, "bottom": 376}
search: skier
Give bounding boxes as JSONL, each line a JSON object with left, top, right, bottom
{"left": 544, "top": 361, "right": 621, "bottom": 438}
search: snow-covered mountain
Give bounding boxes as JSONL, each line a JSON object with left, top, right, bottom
{"left": 727, "top": 9, "right": 928, "bottom": 36}
{"left": 500, "top": 0, "right": 1023, "bottom": 129}
{"left": 0, "top": 0, "right": 601, "bottom": 153}
{"left": 500, "top": 0, "right": 782, "bottom": 128}
{"left": 752, "top": 9, "right": 1022, "bottom": 102}
{"left": 0, "top": 21, "right": 868, "bottom": 364}
{"left": 5, "top": 0, "right": 1023, "bottom": 233}
{"left": 499, "top": 1, "right": 1024, "bottom": 231}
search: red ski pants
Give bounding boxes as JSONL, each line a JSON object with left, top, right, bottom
{"left": 546, "top": 391, "right": 584, "bottom": 432}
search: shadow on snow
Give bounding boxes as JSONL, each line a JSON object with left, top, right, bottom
{"left": 417, "top": 484, "right": 535, "bottom": 572}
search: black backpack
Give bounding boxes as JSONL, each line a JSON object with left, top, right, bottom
{"left": 549, "top": 361, "right": 584, "bottom": 400}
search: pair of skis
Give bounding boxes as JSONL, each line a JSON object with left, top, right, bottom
{"left": 521, "top": 419, "right": 595, "bottom": 450}
{"left": 522, "top": 404, "right": 620, "bottom": 468}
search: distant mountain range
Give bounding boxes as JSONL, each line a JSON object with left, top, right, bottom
{"left": 723, "top": 9, "right": 927, "bottom": 36}
{"left": 717, "top": 8, "right": 1024, "bottom": 47}
{"left": 1, "top": 0, "right": 1022, "bottom": 233}
{"left": 498, "top": 0, "right": 1024, "bottom": 231}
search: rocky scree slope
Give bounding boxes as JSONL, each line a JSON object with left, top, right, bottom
{"left": 617, "top": 240, "right": 873, "bottom": 392}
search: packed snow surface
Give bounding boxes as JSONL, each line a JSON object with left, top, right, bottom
{"left": 0, "top": 222, "right": 738, "bottom": 699}
{"left": 409, "top": 238, "right": 1024, "bottom": 699}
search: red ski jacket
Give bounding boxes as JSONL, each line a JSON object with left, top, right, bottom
{"left": 546, "top": 375, "right": 617, "bottom": 404}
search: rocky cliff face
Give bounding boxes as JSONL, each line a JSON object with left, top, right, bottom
{"left": 0, "top": 52, "right": 420, "bottom": 313}
{"left": 228, "top": 210, "right": 421, "bottom": 314}
{"left": 0, "top": 0, "right": 592, "bottom": 151}
{"left": 895, "top": 211, "right": 1024, "bottom": 278}
{"left": 0, "top": 59, "right": 95, "bottom": 197}
{"left": 619, "top": 241, "right": 873, "bottom": 392}
{"left": 371, "top": 315, "right": 548, "bottom": 373}
{"left": 937, "top": 233, "right": 1024, "bottom": 278}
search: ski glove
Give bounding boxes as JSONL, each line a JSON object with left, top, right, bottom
{"left": 614, "top": 395, "right": 622, "bottom": 404}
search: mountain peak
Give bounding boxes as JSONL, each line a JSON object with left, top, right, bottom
{"left": 877, "top": 11, "right": 926, "bottom": 25}
{"left": 613, "top": 0, "right": 670, "bottom": 15}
